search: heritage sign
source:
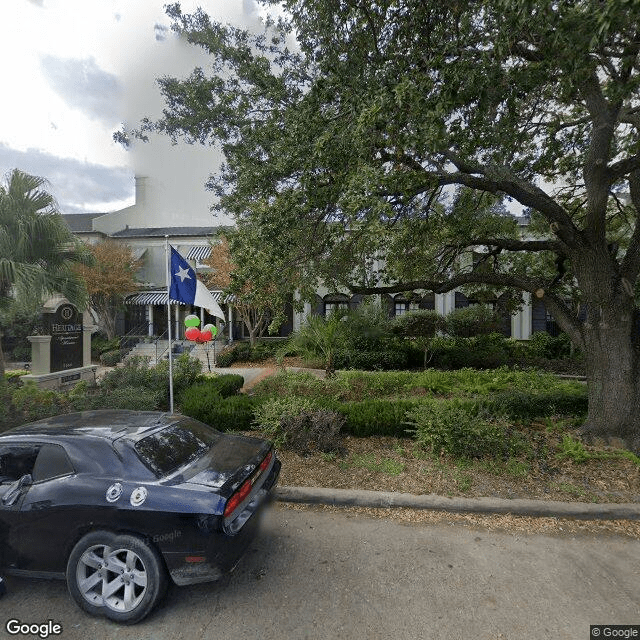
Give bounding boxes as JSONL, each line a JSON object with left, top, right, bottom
{"left": 46, "top": 303, "right": 83, "bottom": 372}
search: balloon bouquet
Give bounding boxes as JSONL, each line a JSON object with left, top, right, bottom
{"left": 184, "top": 314, "right": 218, "bottom": 372}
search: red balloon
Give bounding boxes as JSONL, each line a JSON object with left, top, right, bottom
{"left": 199, "top": 330, "right": 213, "bottom": 343}
{"left": 185, "top": 327, "right": 201, "bottom": 341}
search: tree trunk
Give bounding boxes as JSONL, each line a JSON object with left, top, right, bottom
{"left": 579, "top": 314, "right": 640, "bottom": 451}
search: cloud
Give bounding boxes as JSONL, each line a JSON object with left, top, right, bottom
{"left": 0, "top": 143, "right": 133, "bottom": 214}
{"left": 26, "top": 0, "right": 44, "bottom": 6}
{"left": 40, "top": 55, "right": 122, "bottom": 126}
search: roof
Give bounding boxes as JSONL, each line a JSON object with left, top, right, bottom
{"left": 61, "top": 213, "right": 106, "bottom": 233}
{"left": 111, "top": 226, "right": 220, "bottom": 238}
{"left": 1, "top": 410, "right": 176, "bottom": 443}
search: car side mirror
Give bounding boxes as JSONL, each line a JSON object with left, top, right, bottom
{"left": 1, "top": 473, "right": 32, "bottom": 507}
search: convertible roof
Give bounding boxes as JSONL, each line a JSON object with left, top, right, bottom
{"left": 2, "top": 410, "right": 179, "bottom": 443}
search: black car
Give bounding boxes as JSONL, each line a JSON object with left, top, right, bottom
{"left": 0, "top": 410, "right": 281, "bottom": 624}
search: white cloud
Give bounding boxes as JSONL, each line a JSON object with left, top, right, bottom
{"left": 0, "top": 0, "right": 265, "bottom": 215}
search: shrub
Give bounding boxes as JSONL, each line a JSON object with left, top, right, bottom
{"left": 527, "top": 331, "right": 574, "bottom": 359}
{"left": 180, "top": 388, "right": 259, "bottom": 432}
{"left": 334, "top": 399, "right": 421, "bottom": 437}
{"left": 480, "top": 388, "right": 588, "bottom": 421}
{"left": 405, "top": 400, "right": 509, "bottom": 459}
{"left": 100, "top": 349, "right": 122, "bottom": 366}
{"left": 203, "top": 374, "right": 245, "bottom": 398}
{"left": 12, "top": 382, "right": 69, "bottom": 423}
{"left": 91, "top": 335, "right": 121, "bottom": 359}
{"left": 334, "top": 347, "right": 408, "bottom": 371}
{"left": 100, "top": 354, "right": 201, "bottom": 409}
{"left": 278, "top": 409, "right": 345, "bottom": 454}
{"left": 444, "top": 305, "right": 502, "bottom": 337}
{"left": 215, "top": 345, "right": 237, "bottom": 367}
{"left": 11, "top": 344, "right": 31, "bottom": 362}
{"left": 88, "top": 387, "right": 162, "bottom": 411}
{"left": 253, "top": 396, "right": 320, "bottom": 446}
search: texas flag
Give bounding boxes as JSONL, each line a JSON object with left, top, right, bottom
{"left": 169, "top": 246, "right": 225, "bottom": 320}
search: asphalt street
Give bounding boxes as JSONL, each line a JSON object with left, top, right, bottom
{"left": 1, "top": 504, "right": 638, "bottom": 640}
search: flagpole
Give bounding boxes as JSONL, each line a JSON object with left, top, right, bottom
{"left": 165, "top": 235, "right": 174, "bottom": 413}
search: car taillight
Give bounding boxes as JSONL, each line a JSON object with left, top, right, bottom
{"left": 260, "top": 451, "right": 272, "bottom": 472}
{"left": 224, "top": 478, "right": 253, "bottom": 518}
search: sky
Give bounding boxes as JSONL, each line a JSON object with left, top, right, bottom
{"left": 0, "top": 0, "right": 264, "bottom": 219}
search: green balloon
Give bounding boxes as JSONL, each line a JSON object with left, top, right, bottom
{"left": 184, "top": 314, "right": 200, "bottom": 327}
{"left": 202, "top": 323, "right": 217, "bottom": 337}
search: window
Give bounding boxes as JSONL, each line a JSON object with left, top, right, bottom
{"left": 0, "top": 445, "right": 39, "bottom": 483}
{"left": 0, "top": 444, "right": 74, "bottom": 484}
{"left": 32, "top": 444, "right": 74, "bottom": 482}
{"left": 135, "top": 419, "right": 221, "bottom": 477}
{"left": 323, "top": 294, "right": 349, "bottom": 316}
{"left": 394, "top": 301, "right": 408, "bottom": 317}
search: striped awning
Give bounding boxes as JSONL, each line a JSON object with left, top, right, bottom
{"left": 186, "top": 245, "right": 211, "bottom": 261}
{"left": 125, "top": 290, "right": 223, "bottom": 306}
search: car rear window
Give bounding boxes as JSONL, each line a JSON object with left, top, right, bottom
{"left": 134, "top": 420, "right": 221, "bottom": 477}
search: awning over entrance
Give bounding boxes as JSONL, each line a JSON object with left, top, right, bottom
{"left": 124, "top": 290, "right": 223, "bottom": 306}
{"left": 186, "top": 245, "right": 211, "bottom": 261}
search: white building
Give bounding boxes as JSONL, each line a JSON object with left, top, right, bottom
{"left": 65, "top": 176, "right": 554, "bottom": 342}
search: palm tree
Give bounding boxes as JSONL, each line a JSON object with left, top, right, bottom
{"left": 0, "top": 169, "right": 93, "bottom": 377}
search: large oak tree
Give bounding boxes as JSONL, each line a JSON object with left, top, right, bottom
{"left": 126, "top": 1, "right": 640, "bottom": 448}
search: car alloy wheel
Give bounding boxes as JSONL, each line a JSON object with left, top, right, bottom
{"left": 76, "top": 544, "right": 148, "bottom": 612}
{"left": 66, "top": 531, "right": 167, "bottom": 624}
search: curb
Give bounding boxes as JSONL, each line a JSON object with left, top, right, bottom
{"left": 275, "top": 486, "right": 640, "bottom": 521}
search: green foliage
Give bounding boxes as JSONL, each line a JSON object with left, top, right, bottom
{"left": 392, "top": 309, "right": 444, "bottom": 339}
{"left": 91, "top": 334, "right": 121, "bottom": 359}
{"left": 527, "top": 332, "right": 574, "bottom": 359}
{"left": 179, "top": 384, "right": 258, "bottom": 431}
{"left": 11, "top": 382, "right": 69, "bottom": 423}
{"left": 556, "top": 435, "right": 592, "bottom": 464}
{"left": 289, "top": 312, "right": 350, "bottom": 375}
{"left": 202, "top": 373, "right": 245, "bottom": 398}
{"left": 100, "top": 354, "right": 202, "bottom": 409}
{"left": 135, "top": 0, "right": 640, "bottom": 441}
{"left": 11, "top": 345, "right": 31, "bottom": 362}
{"left": 276, "top": 409, "right": 345, "bottom": 454}
{"left": 333, "top": 399, "right": 420, "bottom": 437}
{"left": 481, "top": 388, "right": 588, "bottom": 422}
{"left": 0, "top": 169, "right": 93, "bottom": 376}
{"left": 215, "top": 339, "right": 288, "bottom": 367}
{"left": 444, "top": 306, "right": 502, "bottom": 338}
{"left": 253, "top": 396, "right": 320, "bottom": 446}
{"left": 99, "top": 349, "right": 122, "bottom": 366}
{"left": 405, "top": 401, "right": 513, "bottom": 460}
{"left": 349, "top": 453, "right": 405, "bottom": 476}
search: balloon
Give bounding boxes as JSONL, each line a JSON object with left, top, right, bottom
{"left": 185, "top": 326, "right": 201, "bottom": 341}
{"left": 184, "top": 314, "right": 200, "bottom": 327}
{"left": 202, "top": 323, "right": 217, "bottom": 337}
{"left": 200, "top": 330, "right": 213, "bottom": 342}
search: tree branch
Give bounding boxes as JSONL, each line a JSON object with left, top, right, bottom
{"left": 350, "top": 271, "right": 585, "bottom": 347}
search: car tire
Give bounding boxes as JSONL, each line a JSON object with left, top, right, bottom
{"left": 66, "top": 530, "right": 167, "bottom": 624}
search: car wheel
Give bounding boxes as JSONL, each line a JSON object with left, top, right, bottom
{"left": 66, "top": 531, "right": 167, "bottom": 624}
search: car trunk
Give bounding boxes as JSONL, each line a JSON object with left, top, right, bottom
{"left": 185, "top": 434, "right": 273, "bottom": 498}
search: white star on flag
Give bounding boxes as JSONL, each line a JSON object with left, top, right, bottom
{"left": 175, "top": 266, "right": 191, "bottom": 282}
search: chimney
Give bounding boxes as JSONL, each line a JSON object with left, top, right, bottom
{"left": 134, "top": 176, "right": 148, "bottom": 208}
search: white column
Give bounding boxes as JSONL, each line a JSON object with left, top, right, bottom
{"left": 228, "top": 305, "right": 233, "bottom": 343}
{"left": 511, "top": 292, "right": 533, "bottom": 340}
{"left": 148, "top": 305, "right": 154, "bottom": 336}
{"left": 200, "top": 307, "right": 205, "bottom": 327}
{"left": 174, "top": 305, "right": 180, "bottom": 340}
